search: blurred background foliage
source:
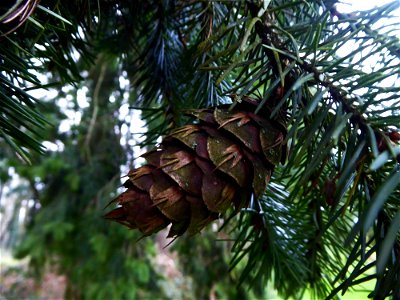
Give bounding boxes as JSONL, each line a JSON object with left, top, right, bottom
{"left": 1, "top": 0, "right": 399, "bottom": 299}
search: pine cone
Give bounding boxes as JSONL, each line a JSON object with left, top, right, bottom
{"left": 105, "top": 97, "right": 287, "bottom": 237}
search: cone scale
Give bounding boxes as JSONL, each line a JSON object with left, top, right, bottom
{"left": 105, "top": 97, "right": 286, "bottom": 237}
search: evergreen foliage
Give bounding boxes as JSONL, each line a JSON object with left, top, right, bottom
{"left": 1, "top": 0, "right": 399, "bottom": 299}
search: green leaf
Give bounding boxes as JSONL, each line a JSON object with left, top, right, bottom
{"left": 370, "top": 147, "right": 400, "bottom": 171}
{"left": 306, "top": 88, "right": 325, "bottom": 115}
{"left": 27, "top": 17, "right": 45, "bottom": 30}
{"left": 367, "top": 125, "right": 379, "bottom": 158}
{"left": 331, "top": 113, "right": 352, "bottom": 143}
{"left": 37, "top": 5, "right": 73, "bottom": 26}
{"left": 363, "top": 171, "right": 400, "bottom": 232}
{"left": 377, "top": 211, "right": 400, "bottom": 274}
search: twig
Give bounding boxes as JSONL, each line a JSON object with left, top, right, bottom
{"left": 247, "top": 1, "right": 383, "bottom": 137}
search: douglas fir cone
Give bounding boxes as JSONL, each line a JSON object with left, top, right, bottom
{"left": 105, "top": 97, "right": 287, "bottom": 237}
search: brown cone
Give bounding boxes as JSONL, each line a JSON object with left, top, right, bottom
{"left": 105, "top": 98, "right": 287, "bottom": 237}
